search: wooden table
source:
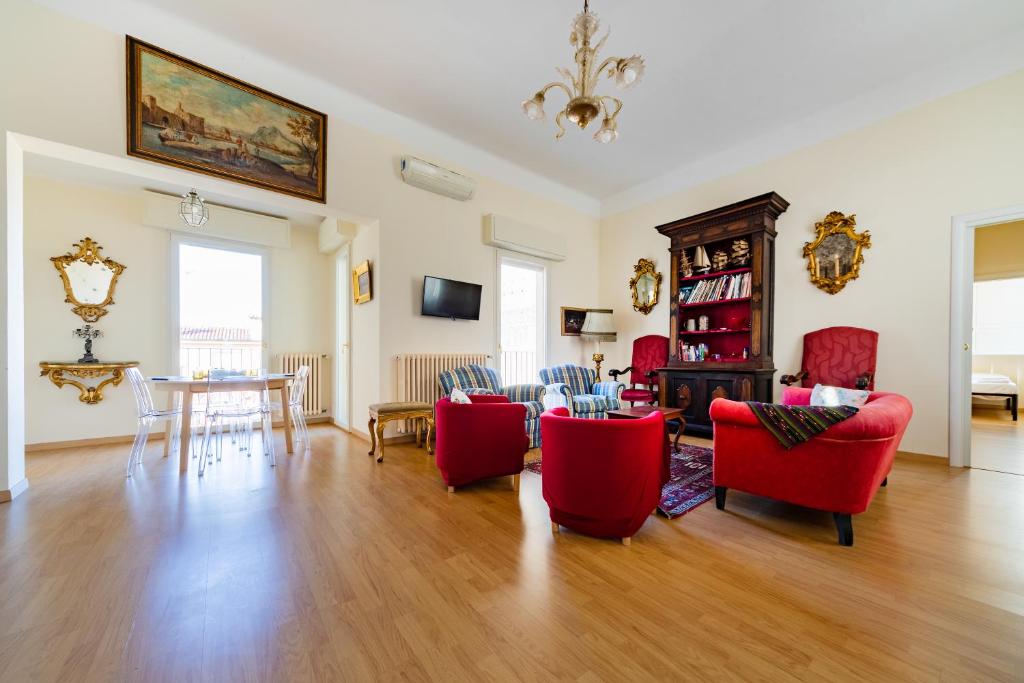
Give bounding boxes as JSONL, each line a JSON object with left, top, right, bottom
{"left": 607, "top": 405, "right": 686, "bottom": 452}
{"left": 152, "top": 374, "right": 294, "bottom": 472}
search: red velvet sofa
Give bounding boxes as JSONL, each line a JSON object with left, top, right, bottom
{"left": 434, "top": 394, "right": 528, "bottom": 492}
{"left": 540, "top": 407, "right": 669, "bottom": 545}
{"left": 709, "top": 387, "right": 912, "bottom": 546}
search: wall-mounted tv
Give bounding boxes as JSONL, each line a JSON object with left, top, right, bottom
{"left": 422, "top": 276, "right": 482, "bottom": 321}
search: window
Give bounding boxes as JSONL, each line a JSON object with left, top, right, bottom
{"left": 498, "top": 257, "right": 546, "bottom": 385}
{"left": 175, "top": 240, "right": 267, "bottom": 376}
{"left": 973, "top": 278, "right": 1024, "bottom": 355}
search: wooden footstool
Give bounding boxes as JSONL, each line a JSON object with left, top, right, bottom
{"left": 367, "top": 402, "right": 435, "bottom": 463}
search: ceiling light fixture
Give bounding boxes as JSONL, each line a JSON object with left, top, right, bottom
{"left": 179, "top": 188, "right": 209, "bottom": 228}
{"left": 521, "top": 0, "right": 645, "bottom": 144}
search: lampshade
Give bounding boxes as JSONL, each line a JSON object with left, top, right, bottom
{"left": 581, "top": 310, "right": 616, "bottom": 340}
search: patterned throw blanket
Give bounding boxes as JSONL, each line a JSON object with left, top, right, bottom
{"left": 745, "top": 402, "right": 859, "bottom": 449}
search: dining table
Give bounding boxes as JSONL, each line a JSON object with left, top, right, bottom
{"left": 151, "top": 373, "right": 294, "bottom": 473}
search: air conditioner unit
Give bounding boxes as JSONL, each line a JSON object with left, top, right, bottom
{"left": 400, "top": 156, "right": 476, "bottom": 201}
{"left": 483, "top": 214, "right": 567, "bottom": 262}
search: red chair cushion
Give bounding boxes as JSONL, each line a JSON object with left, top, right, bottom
{"left": 621, "top": 388, "right": 655, "bottom": 403}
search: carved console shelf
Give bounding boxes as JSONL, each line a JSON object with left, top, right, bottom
{"left": 39, "top": 361, "right": 139, "bottom": 405}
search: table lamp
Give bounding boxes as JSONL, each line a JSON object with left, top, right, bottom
{"left": 581, "top": 310, "right": 616, "bottom": 381}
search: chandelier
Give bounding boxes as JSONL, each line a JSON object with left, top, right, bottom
{"left": 521, "top": 0, "right": 645, "bottom": 143}
{"left": 179, "top": 189, "right": 209, "bottom": 228}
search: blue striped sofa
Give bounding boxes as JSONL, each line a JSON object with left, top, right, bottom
{"left": 437, "top": 364, "right": 545, "bottom": 447}
{"left": 538, "top": 363, "right": 624, "bottom": 419}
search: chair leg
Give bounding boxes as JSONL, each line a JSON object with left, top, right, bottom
{"left": 447, "top": 485, "right": 455, "bottom": 493}
{"left": 833, "top": 513, "right": 854, "bottom": 546}
{"left": 126, "top": 423, "right": 146, "bottom": 477}
{"left": 367, "top": 417, "right": 377, "bottom": 456}
{"left": 264, "top": 411, "right": 276, "bottom": 467}
{"left": 881, "top": 477, "right": 888, "bottom": 487}
{"left": 550, "top": 521, "right": 559, "bottom": 533}
{"left": 621, "top": 537, "right": 631, "bottom": 546}
{"left": 714, "top": 486, "right": 727, "bottom": 510}
{"left": 512, "top": 473, "right": 520, "bottom": 492}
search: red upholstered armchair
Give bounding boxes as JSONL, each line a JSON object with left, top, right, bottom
{"left": 780, "top": 326, "right": 878, "bottom": 390}
{"left": 710, "top": 387, "right": 912, "bottom": 545}
{"left": 435, "top": 395, "right": 528, "bottom": 493}
{"left": 609, "top": 334, "right": 669, "bottom": 406}
{"left": 540, "top": 407, "right": 668, "bottom": 545}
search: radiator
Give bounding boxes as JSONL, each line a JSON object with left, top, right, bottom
{"left": 396, "top": 352, "right": 489, "bottom": 433}
{"left": 277, "top": 353, "right": 329, "bottom": 417}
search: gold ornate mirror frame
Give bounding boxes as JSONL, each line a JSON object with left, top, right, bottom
{"left": 629, "top": 258, "right": 662, "bottom": 315}
{"left": 50, "top": 237, "right": 126, "bottom": 322}
{"left": 803, "top": 212, "right": 871, "bottom": 295}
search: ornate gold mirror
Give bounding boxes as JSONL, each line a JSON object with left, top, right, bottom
{"left": 803, "top": 212, "right": 871, "bottom": 295}
{"left": 629, "top": 258, "right": 662, "bottom": 315}
{"left": 51, "top": 237, "right": 126, "bottom": 322}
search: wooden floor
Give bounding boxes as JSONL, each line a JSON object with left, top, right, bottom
{"left": 972, "top": 409, "right": 1024, "bottom": 475}
{"left": 1, "top": 427, "right": 1023, "bottom": 682}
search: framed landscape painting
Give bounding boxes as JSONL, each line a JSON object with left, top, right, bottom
{"left": 126, "top": 37, "right": 327, "bottom": 203}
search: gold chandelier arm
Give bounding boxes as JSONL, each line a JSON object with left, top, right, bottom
{"left": 594, "top": 55, "right": 623, "bottom": 81}
{"left": 600, "top": 96, "right": 623, "bottom": 120}
{"left": 554, "top": 110, "right": 567, "bottom": 139}
{"left": 538, "top": 81, "right": 574, "bottom": 100}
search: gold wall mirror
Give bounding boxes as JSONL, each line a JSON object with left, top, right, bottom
{"left": 51, "top": 237, "right": 126, "bottom": 322}
{"left": 629, "top": 258, "right": 662, "bottom": 315}
{"left": 803, "top": 212, "right": 871, "bottom": 295}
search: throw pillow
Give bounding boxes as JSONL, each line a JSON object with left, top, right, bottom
{"left": 810, "top": 383, "right": 869, "bottom": 408}
{"left": 450, "top": 388, "right": 472, "bottom": 405}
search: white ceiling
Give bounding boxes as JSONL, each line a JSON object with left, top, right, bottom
{"left": 35, "top": 0, "right": 1024, "bottom": 209}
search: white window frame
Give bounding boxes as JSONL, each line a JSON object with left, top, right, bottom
{"left": 170, "top": 233, "right": 271, "bottom": 374}
{"left": 495, "top": 251, "right": 548, "bottom": 383}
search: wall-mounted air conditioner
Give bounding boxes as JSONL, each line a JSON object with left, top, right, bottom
{"left": 483, "top": 214, "right": 567, "bottom": 262}
{"left": 400, "top": 156, "right": 476, "bottom": 201}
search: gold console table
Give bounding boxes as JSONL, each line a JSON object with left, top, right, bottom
{"left": 39, "top": 361, "right": 139, "bottom": 405}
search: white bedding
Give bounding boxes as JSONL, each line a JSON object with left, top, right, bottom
{"left": 971, "top": 372, "right": 1019, "bottom": 395}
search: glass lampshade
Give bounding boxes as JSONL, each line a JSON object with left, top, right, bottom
{"left": 179, "top": 189, "right": 209, "bottom": 228}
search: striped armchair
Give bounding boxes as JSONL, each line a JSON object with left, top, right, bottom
{"left": 538, "top": 363, "right": 624, "bottom": 419}
{"left": 438, "top": 364, "right": 545, "bottom": 447}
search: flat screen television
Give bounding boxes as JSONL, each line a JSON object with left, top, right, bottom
{"left": 422, "top": 276, "right": 482, "bottom": 320}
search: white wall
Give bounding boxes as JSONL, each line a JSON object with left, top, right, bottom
{"left": 23, "top": 174, "right": 332, "bottom": 445}
{"left": 599, "top": 68, "right": 1024, "bottom": 458}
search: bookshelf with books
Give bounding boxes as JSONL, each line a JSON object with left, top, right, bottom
{"left": 654, "top": 192, "right": 789, "bottom": 435}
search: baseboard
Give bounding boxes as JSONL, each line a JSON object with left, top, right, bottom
{"left": 0, "top": 477, "right": 29, "bottom": 503}
{"left": 26, "top": 415, "right": 333, "bottom": 452}
{"left": 896, "top": 450, "right": 949, "bottom": 465}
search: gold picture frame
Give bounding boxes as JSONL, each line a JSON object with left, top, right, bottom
{"left": 50, "top": 237, "right": 126, "bottom": 322}
{"left": 803, "top": 211, "right": 872, "bottom": 295}
{"left": 628, "top": 258, "right": 662, "bottom": 315}
{"left": 560, "top": 306, "right": 588, "bottom": 336}
{"left": 352, "top": 260, "right": 372, "bottom": 304}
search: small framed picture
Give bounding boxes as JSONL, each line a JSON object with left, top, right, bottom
{"left": 560, "top": 306, "right": 588, "bottom": 336}
{"left": 352, "top": 260, "right": 372, "bottom": 304}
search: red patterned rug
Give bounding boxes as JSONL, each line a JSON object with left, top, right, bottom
{"left": 523, "top": 444, "right": 715, "bottom": 519}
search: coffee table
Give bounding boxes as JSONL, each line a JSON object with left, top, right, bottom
{"left": 607, "top": 405, "right": 686, "bottom": 452}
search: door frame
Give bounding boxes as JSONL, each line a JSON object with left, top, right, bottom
{"left": 334, "top": 244, "right": 351, "bottom": 429}
{"left": 170, "top": 233, "right": 271, "bottom": 374}
{"left": 948, "top": 203, "right": 1024, "bottom": 467}
{"left": 495, "top": 251, "right": 548, "bottom": 380}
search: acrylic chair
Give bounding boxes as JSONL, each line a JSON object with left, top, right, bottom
{"left": 125, "top": 367, "right": 203, "bottom": 477}
{"left": 268, "top": 365, "right": 310, "bottom": 450}
{"left": 198, "top": 374, "right": 276, "bottom": 476}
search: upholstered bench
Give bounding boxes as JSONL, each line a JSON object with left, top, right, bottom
{"left": 367, "top": 402, "right": 434, "bottom": 463}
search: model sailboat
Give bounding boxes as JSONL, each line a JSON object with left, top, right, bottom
{"left": 693, "top": 246, "right": 711, "bottom": 274}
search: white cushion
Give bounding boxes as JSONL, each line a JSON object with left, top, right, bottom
{"left": 449, "top": 388, "right": 472, "bottom": 405}
{"left": 810, "top": 383, "right": 869, "bottom": 408}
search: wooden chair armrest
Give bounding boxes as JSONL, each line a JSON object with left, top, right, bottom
{"left": 779, "top": 370, "right": 807, "bottom": 386}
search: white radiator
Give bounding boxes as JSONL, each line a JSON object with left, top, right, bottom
{"left": 277, "top": 353, "right": 329, "bottom": 418}
{"left": 396, "top": 353, "right": 489, "bottom": 433}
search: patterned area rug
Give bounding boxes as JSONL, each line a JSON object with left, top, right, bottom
{"left": 523, "top": 444, "right": 715, "bottom": 519}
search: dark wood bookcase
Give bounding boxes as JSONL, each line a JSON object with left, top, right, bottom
{"left": 655, "top": 192, "right": 789, "bottom": 435}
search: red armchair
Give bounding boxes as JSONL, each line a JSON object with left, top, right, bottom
{"left": 434, "top": 395, "right": 528, "bottom": 493}
{"left": 710, "top": 387, "right": 912, "bottom": 545}
{"left": 609, "top": 334, "right": 669, "bottom": 405}
{"left": 540, "top": 407, "right": 668, "bottom": 545}
{"left": 780, "top": 326, "right": 878, "bottom": 390}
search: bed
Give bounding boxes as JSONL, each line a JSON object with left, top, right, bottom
{"left": 971, "top": 372, "right": 1019, "bottom": 421}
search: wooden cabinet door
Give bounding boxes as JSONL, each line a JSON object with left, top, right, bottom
{"left": 666, "top": 374, "right": 702, "bottom": 425}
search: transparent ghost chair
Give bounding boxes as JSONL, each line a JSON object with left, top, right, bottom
{"left": 198, "top": 374, "right": 276, "bottom": 476}
{"left": 125, "top": 367, "right": 203, "bottom": 477}
{"left": 267, "top": 365, "right": 311, "bottom": 451}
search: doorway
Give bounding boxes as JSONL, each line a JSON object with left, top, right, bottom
{"left": 497, "top": 255, "right": 546, "bottom": 385}
{"left": 172, "top": 237, "right": 268, "bottom": 376}
{"left": 949, "top": 207, "right": 1024, "bottom": 470}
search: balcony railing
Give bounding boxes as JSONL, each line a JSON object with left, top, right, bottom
{"left": 179, "top": 344, "right": 263, "bottom": 377}
{"left": 500, "top": 349, "right": 538, "bottom": 386}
